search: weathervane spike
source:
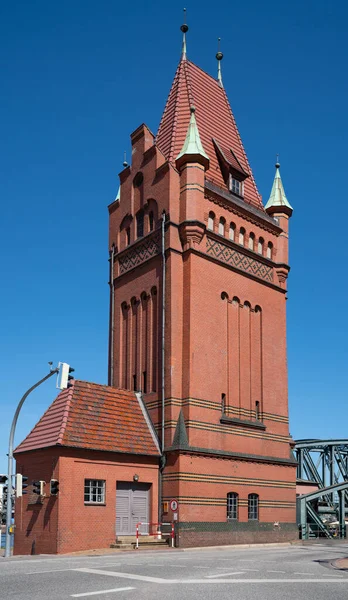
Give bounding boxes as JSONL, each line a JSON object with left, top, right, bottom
{"left": 180, "top": 8, "right": 189, "bottom": 60}
{"left": 216, "top": 37, "right": 223, "bottom": 88}
{"left": 123, "top": 151, "right": 128, "bottom": 168}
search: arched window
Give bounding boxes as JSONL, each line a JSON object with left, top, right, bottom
{"left": 229, "top": 222, "right": 235, "bottom": 241}
{"left": 248, "top": 493, "right": 259, "bottom": 520}
{"left": 248, "top": 232, "right": 255, "bottom": 251}
{"left": 227, "top": 492, "right": 239, "bottom": 520}
{"left": 149, "top": 211, "right": 154, "bottom": 232}
{"left": 258, "top": 237, "right": 264, "bottom": 255}
{"left": 266, "top": 242, "right": 273, "bottom": 259}
{"left": 239, "top": 227, "right": 245, "bottom": 246}
{"left": 208, "top": 211, "right": 215, "bottom": 231}
{"left": 218, "top": 217, "right": 225, "bottom": 236}
{"left": 136, "top": 210, "right": 144, "bottom": 238}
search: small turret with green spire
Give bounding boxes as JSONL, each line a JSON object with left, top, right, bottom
{"left": 176, "top": 106, "right": 209, "bottom": 170}
{"left": 265, "top": 160, "right": 293, "bottom": 216}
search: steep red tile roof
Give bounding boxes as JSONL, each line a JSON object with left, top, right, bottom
{"left": 156, "top": 59, "right": 262, "bottom": 209}
{"left": 14, "top": 381, "right": 160, "bottom": 457}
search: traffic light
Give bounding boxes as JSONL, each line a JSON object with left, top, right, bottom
{"left": 50, "top": 479, "right": 59, "bottom": 495}
{"left": 32, "top": 480, "right": 45, "bottom": 495}
{"left": 57, "top": 363, "right": 75, "bottom": 390}
{"left": 16, "top": 474, "right": 29, "bottom": 497}
{"left": 0, "top": 475, "right": 7, "bottom": 484}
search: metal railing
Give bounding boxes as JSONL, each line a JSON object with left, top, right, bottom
{"left": 135, "top": 521, "right": 175, "bottom": 549}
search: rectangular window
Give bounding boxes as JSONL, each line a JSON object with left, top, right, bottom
{"left": 84, "top": 479, "right": 105, "bottom": 504}
{"left": 230, "top": 176, "right": 241, "bottom": 196}
{"left": 248, "top": 494, "right": 259, "bottom": 520}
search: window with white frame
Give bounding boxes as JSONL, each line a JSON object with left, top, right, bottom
{"left": 239, "top": 227, "right": 245, "bottom": 246}
{"left": 248, "top": 233, "right": 255, "bottom": 251}
{"left": 227, "top": 492, "right": 239, "bottom": 520}
{"left": 229, "top": 223, "right": 235, "bottom": 241}
{"left": 266, "top": 242, "right": 273, "bottom": 259}
{"left": 218, "top": 217, "right": 225, "bottom": 236}
{"left": 208, "top": 212, "right": 215, "bottom": 231}
{"left": 258, "top": 237, "right": 264, "bottom": 255}
{"left": 84, "top": 479, "right": 106, "bottom": 504}
{"left": 248, "top": 493, "right": 259, "bottom": 520}
{"left": 229, "top": 175, "right": 241, "bottom": 196}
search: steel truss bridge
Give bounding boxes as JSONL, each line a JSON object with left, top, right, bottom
{"left": 294, "top": 439, "right": 348, "bottom": 539}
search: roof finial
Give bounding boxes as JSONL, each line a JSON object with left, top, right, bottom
{"left": 276, "top": 153, "right": 280, "bottom": 168}
{"left": 216, "top": 37, "right": 224, "bottom": 88}
{"left": 180, "top": 8, "right": 188, "bottom": 60}
{"left": 123, "top": 151, "right": 128, "bottom": 168}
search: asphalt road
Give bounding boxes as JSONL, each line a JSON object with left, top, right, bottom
{"left": 1, "top": 543, "right": 348, "bottom": 600}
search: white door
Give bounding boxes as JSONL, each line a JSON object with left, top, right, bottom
{"left": 116, "top": 482, "right": 150, "bottom": 535}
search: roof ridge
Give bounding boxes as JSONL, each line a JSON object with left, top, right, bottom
{"left": 220, "top": 86, "right": 262, "bottom": 206}
{"left": 156, "top": 61, "right": 182, "bottom": 163}
{"left": 183, "top": 59, "right": 195, "bottom": 108}
{"left": 57, "top": 385, "right": 75, "bottom": 444}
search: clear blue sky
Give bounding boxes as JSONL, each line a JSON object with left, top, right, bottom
{"left": 1, "top": 0, "right": 348, "bottom": 475}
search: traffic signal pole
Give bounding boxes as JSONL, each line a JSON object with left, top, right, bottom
{"left": 4, "top": 367, "right": 58, "bottom": 558}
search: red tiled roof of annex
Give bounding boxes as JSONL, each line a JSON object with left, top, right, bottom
{"left": 14, "top": 380, "right": 160, "bottom": 456}
{"left": 156, "top": 58, "right": 262, "bottom": 209}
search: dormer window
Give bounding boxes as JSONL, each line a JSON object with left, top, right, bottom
{"left": 229, "top": 175, "right": 242, "bottom": 196}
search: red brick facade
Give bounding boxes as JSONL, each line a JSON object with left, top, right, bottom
{"left": 13, "top": 47, "right": 297, "bottom": 555}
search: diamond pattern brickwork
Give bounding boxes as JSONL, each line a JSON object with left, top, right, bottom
{"left": 206, "top": 237, "right": 273, "bottom": 283}
{"left": 119, "top": 233, "right": 161, "bottom": 274}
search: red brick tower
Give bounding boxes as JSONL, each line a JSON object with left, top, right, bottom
{"left": 108, "top": 24, "right": 297, "bottom": 545}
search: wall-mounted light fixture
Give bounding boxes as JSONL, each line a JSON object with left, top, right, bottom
{"left": 133, "top": 474, "right": 139, "bottom": 482}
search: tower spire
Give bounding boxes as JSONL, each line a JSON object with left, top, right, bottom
{"left": 265, "top": 159, "right": 293, "bottom": 215}
{"left": 180, "top": 8, "right": 188, "bottom": 60}
{"left": 216, "top": 37, "right": 223, "bottom": 88}
{"left": 176, "top": 106, "right": 209, "bottom": 169}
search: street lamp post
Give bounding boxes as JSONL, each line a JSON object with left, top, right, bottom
{"left": 4, "top": 366, "right": 59, "bottom": 558}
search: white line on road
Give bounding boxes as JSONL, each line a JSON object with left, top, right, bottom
{"left": 239, "top": 569, "right": 259, "bottom": 572}
{"left": 294, "top": 573, "right": 314, "bottom": 575}
{"left": 205, "top": 571, "right": 247, "bottom": 578}
{"left": 73, "top": 569, "right": 348, "bottom": 584}
{"left": 71, "top": 587, "right": 135, "bottom": 597}
{"left": 267, "top": 570, "right": 286, "bottom": 573}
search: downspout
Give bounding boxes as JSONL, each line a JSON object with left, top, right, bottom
{"left": 159, "top": 212, "right": 167, "bottom": 522}
{"left": 161, "top": 212, "right": 166, "bottom": 452}
{"left": 109, "top": 244, "right": 115, "bottom": 386}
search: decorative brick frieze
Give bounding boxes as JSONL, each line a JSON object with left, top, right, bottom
{"left": 118, "top": 232, "right": 161, "bottom": 274}
{"left": 206, "top": 237, "right": 274, "bottom": 282}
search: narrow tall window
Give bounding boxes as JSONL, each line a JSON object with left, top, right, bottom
{"left": 136, "top": 211, "right": 144, "bottom": 238}
{"left": 133, "top": 374, "right": 137, "bottom": 391}
{"left": 248, "top": 494, "right": 259, "bottom": 520}
{"left": 219, "top": 217, "right": 225, "bottom": 236}
{"left": 267, "top": 242, "right": 273, "bottom": 259}
{"left": 255, "top": 401, "right": 260, "bottom": 420}
{"left": 239, "top": 227, "right": 245, "bottom": 246}
{"left": 221, "top": 393, "right": 226, "bottom": 414}
{"left": 229, "top": 223, "right": 235, "bottom": 241}
{"left": 248, "top": 233, "right": 255, "bottom": 251}
{"left": 149, "top": 211, "right": 154, "bottom": 232}
{"left": 143, "top": 371, "right": 147, "bottom": 394}
{"left": 227, "top": 492, "right": 239, "bottom": 520}
{"left": 258, "top": 237, "right": 264, "bottom": 255}
{"left": 208, "top": 212, "right": 215, "bottom": 231}
{"left": 126, "top": 227, "right": 131, "bottom": 246}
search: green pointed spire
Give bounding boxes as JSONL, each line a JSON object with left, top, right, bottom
{"left": 115, "top": 185, "right": 120, "bottom": 202}
{"left": 176, "top": 107, "right": 209, "bottom": 169}
{"left": 265, "top": 161, "right": 293, "bottom": 214}
{"left": 171, "top": 410, "right": 189, "bottom": 448}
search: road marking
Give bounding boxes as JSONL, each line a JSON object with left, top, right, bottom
{"left": 323, "top": 574, "right": 344, "bottom": 578}
{"left": 73, "top": 570, "right": 348, "bottom": 584}
{"left": 240, "top": 569, "right": 259, "bottom": 572}
{"left": 267, "top": 570, "right": 286, "bottom": 573}
{"left": 294, "top": 573, "right": 314, "bottom": 575}
{"left": 74, "top": 568, "right": 173, "bottom": 584}
{"left": 205, "top": 571, "right": 246, "bottom": 578}
{"left": 71, "top": 587, "right": 134, "bottom": 597}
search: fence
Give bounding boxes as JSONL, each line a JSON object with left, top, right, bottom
{"left": 135, "top": 522, "right": 175, "bottom": 549}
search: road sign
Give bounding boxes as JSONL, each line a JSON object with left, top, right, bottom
{"left": 170, "top": 499, "right": 178, "bottom": 511}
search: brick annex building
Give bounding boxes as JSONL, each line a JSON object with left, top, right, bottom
{"left": 14, "top": 26, "right": 297, "bottom": 554}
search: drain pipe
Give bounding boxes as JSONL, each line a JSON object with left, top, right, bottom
{"left": 109, "top": 244, "right": 115, "bottom": 387}
{"left": 161, "top": 212, "right": 166, "bottom": 452}
{"left": 159, "top": 212, "right": 166, "bottom": 523}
